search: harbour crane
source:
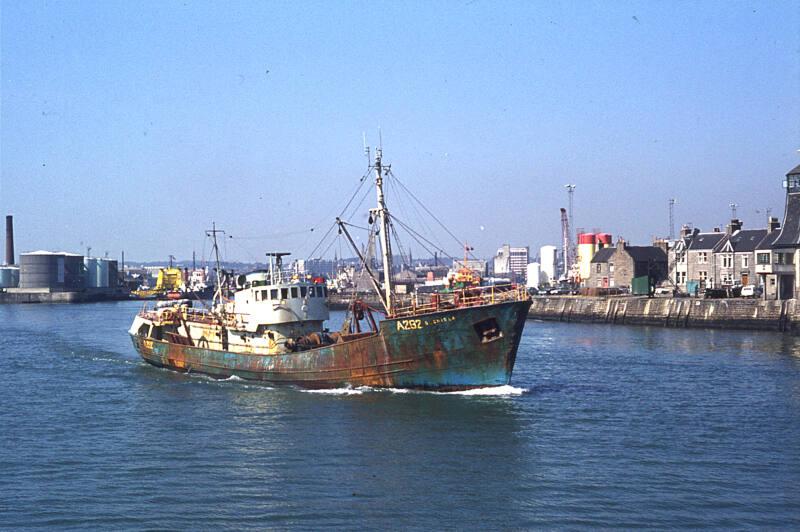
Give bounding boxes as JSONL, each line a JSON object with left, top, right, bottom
{"left": 560, "top": 207, "right": 574, "bottom": 282}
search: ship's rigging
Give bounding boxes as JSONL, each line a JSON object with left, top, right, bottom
{"left": 306, "top": 141, "right": 482, "bottom": 315}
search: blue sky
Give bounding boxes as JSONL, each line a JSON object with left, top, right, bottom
{"left": 2, "top": 0, "right": 798, "bottom": 263}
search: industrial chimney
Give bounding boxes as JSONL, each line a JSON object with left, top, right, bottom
{"left": 5, "top": 215, "right": 14, "bottom": 265}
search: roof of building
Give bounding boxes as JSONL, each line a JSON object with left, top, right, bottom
{"left": 787, "top": 163, "right": 800, "bottom": 177}
{"left": 625, "top": 246, "right": 667, "bottom": 262}
{"left": 687, "top": 232, "right": 726, "bottom": 251}
{"left": 728, "top": 229, "right": 768, "bottom": 253}
{"left": 771, "top": 192, "right": 800, "bottom": 248}
{"left": 591, "top": 247, "right": 616, "bottom": 263}
{"left": 757, "top": 230, "right": 781, "bottom": 250}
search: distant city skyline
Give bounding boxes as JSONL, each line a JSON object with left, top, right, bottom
{"left": 2, "top": 1, "right": 798, "bottom": 262}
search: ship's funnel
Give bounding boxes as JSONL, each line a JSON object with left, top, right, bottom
{"left": 5, "top": 215, "right": 14, "bottom": 265}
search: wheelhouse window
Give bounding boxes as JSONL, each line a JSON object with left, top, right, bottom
{"left": 281, "top": 288, "right": 289, "bottom": 300}
{"left": 291, "top": 287, "right": 298, "bottom": 298}
{"left": 317, "top": 286, "right": 324, "bottom": 297}
{"left": 309, "top": 286, "right": 316, "bottom": 297}
{"left": 300, "top": 286, "right": 307, "bottom": 297}
{"left": 271, "top": 289, "right": 278, "bottom": 300}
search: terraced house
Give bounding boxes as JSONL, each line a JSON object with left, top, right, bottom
{"left": 669, "top": 163, "right": 800, "bottom": 299}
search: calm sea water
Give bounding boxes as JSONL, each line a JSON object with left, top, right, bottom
{"left": 2, "top": 301, "right": 800, "bottom": 529}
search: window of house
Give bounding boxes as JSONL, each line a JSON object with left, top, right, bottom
{"left": 596, "top": 263, "right": 601, "bottom": 273}
{"left": 699, "top": 271, "right": 708, "bottom": 281}
{"left": 609, "top": 263, "right": 615, "bottom": 273}
{"left": 677, "top": 271, "right": 686, "bottom": 284}
{"left": 722, "top": 254, "right": 732, "bottom": 268}
{"left": 757, "top": 253, "right": 770, "bottom": 265}
{"left": 698, "top": 252, "right": 707, "bottom": 264}
{"left": 742, "top": 255, "right": 749, "bottom": 269}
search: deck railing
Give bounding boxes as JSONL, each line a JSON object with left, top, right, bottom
{"left": 391, "top": 285, "right": 529, "bottom": 318}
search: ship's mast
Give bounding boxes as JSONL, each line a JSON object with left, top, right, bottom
{"left": 206, "top": 222, "right": 225, "bottom": 307}
{"left": 372, "top": 148, "right": 394, "bottom": 315}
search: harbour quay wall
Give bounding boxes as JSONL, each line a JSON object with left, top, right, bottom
{"left": 0, "top": 288, "right": 127, "bottom": 304}
{"left": 528, "top": 296, "right": 798, "bottom": 333}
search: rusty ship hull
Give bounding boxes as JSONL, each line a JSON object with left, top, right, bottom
{"left": 130, "top": 299, "right": 531, "bottom": 390}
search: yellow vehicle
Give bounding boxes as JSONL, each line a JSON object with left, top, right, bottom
{"left": 132, "top": 267, "right": 184, "bottom": 299}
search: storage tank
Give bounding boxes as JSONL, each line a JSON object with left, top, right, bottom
{"left": 84, "top": 257, "right": 100, "bottom": 288}
{"left": 20, "top": 251, "right": 65, "bottom": 289}
{"left": 539, "top": 245, "right": 557, "bottom": 285}
{"left": 0, "top": 265, "right": 20, "bottom": 288}
{"left": 526, "top": 262, "right": 541, "bottom": 289}
{"left": 577, "top": 233, "right": 597, "bottom": 282}
{"left": 97, "top": 259, "right": 110, "bottom": 288}
{"left": 106, "top": 259, "right": 119, "bottom": 288}
{"left": 597, "top": 233, "right": 613, "bottom": 248}
{"left": 60, "top": 253, "right": 85, "bottom": 290}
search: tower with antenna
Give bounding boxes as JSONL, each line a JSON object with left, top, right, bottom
{"left": 669, "top": 198, "right": 676, "bottom": 240}
{"left": 729, "top": 202, "right": 738, "bottom": 220}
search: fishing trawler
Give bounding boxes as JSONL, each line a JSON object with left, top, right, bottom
{"left": 129, "top": 149, "right": 531, "bottom": 390}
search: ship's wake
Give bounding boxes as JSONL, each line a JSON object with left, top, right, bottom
{"left": 300, "top": 385, "right": 528, "bottom": 396}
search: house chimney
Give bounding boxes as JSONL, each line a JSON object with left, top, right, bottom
{"left": 726, "top": 218, "right": 743, "bottom": 235}
{"left": 5, "top": 215, "right": 14, "bottom": 265}
{"left": 768, "top": 216, "right": 780, "bottom": 234}
{"left": 680, "top": 224, "right": 693, "bottom": 239}
{"left": 616, "top": 237, "right": 626, "bottom": 251}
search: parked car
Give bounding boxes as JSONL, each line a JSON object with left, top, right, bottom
{"left": 548, "top": 286, "right": 571, "bottom": 295}
{"left": 740, "top": 284, "right": 763, "bottom": 298}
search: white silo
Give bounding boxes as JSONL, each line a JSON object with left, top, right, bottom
{"left": 539, "top": 245, "right": 557, "bottom": 286}
{"left": 526, "top": 262, "right": 541, "bottom": 289}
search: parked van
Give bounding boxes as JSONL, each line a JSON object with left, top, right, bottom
{"left": 741, "top": 285, "right": 762, "bottom": 298}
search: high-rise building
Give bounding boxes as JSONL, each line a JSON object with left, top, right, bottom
{"left": 493, "top": 244, "right": 529, "bottom": 282}
{"left": 509, "top": 246, "right": 529, "bottom": 281}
